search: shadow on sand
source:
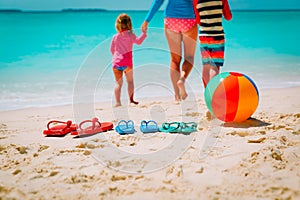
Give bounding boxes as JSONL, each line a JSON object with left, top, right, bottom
{"left": 222, "top": 117, "right": 271, "bottom": 128}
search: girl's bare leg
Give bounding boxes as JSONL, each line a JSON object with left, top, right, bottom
{"left": 210, "top": 66, "right": 220, "bottom": 80}
{"left": 202, "top": 64, "right": 211, "bottom": 88}
{"left": 114, "top": 77, "right": 123, "bottom": 107}
{"left": 125, "top": 69, "right": 138, "bottom": 104}
{"left": 202, "top": 65, "right": 220, "bottom": 120}
{"left": 202, "top": 64, "right": 220, "bottom": 87}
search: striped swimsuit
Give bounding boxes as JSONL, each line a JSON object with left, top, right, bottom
{"left": 194, "top": 0, "right": 232, "bottom": 67}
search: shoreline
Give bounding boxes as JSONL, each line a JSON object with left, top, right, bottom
{"left": 1, "top": 85, "right": 300, "bottom": 113}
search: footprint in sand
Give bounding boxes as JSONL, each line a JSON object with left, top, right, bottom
{"left": 111, "top": 175, "right": 127, "bottom": 181}
{"left": 0, "top": 145, "right": 5, "bottom": 152}
{"left": 228, "top": 131, "right": 250, "bottom": 137}
{"left": 195, "top": 167, "right": 204, "bottom": 174}
{"left": 12, "top": 169, "right": 22, "bottom": 175}
{"left": 271, "top": 148, "right": 283, "bottom": 161}
{"left": 0, "top": 123, "right": 8, "bottom": 129}
{"left": 117, "top": 135, "right": 140, "bottom": 147}
{"left": 49, "top": 171, "right": 59, "bottom": 177}
{"left": 38, "top": 145, "right": 49, "bottom": 152}
{"left": 248, "top": 151, "right": 260, "bottom": 164}
{"left": 0, "top": 123, "right": 9, "bottom": 137}
{"left": 185, "top": 112, "right": 201, "bottom": 117}
{"left": 16, "top": 146, "right": 28, "bottom": 154}
{"left": 248, "top": 137, "right": 266, "bottom": 143}
{"left": 66, "top": 173, "right": 95, "bottom": 184}
{"left": 165, "top": 165, "right": 183, "bottom": 179}
{"left": 256, "top": 130, "right": 266, "bottom": 135}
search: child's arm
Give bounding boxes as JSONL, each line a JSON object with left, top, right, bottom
{"left": 133, "top": 32, "right": 147, "bottom": 45}
{"left": 222, "top": 0, "right": 232, "bottom": 20}
{"left": 110, "top": 37, "right": 115, "bottom": 54}
{"left": 193, "top": 0, "right": 200, "bottom": 25}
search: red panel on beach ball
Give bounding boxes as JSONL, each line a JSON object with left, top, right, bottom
{"left": 204, "top": 72, "right": 259, "bottom": 122}
{"left": 230, "top": 72, "right": 243, "bottom": 77}
{"left": 212, "top": 74, "right": 239, "bottom": 122}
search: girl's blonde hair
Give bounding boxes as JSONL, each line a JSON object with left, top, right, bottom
{"left": 115, "top": 13, "right": 132, "bottom": 33}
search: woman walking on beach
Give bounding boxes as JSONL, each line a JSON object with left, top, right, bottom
{"left": 193, "top": 0, "right": 232, "bottom": 88}
{"left": 111, "top": 13, "right": 147, "bottom": 107}
{"left": 142, "top": 0, "right": 198, "bottom": 103}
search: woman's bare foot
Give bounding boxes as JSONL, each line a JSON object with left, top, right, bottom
{"left": 174, "top": 100, "right": 180, "bottom": 105}
{"left": 174, "top": 95, "right": 181, "bottom": 105}
{"left": 177, "top": 78, "right": 188, "bottom": 100}
{"left": 115, "top": 102, "right": 122, "bottom": 107}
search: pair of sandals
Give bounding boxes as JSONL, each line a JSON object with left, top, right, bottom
{"left": 115, "top": 120, "right": 159, "bottom": 135}
{"left": 43, "top": 117, "right": 114, "bottom": 137}
{"left": 159, "top": 122, "right": 198, "bottom": 134}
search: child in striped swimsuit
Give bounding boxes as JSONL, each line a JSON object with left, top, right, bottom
{"left": 193, "top": 0, "right": 232, "bottom": 88}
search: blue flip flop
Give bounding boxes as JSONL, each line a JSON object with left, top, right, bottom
{"left": 115, "top": 120, "right": 135, "bottom": 135}
{"left": 140, "top": 120, "right": 159, "bottom": 133}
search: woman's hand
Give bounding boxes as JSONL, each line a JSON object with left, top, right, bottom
{"left": 141, "top": 21, "right": 149, "bottom": 33}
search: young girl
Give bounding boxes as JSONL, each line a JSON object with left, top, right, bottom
{"left": 193, "top": 0, "right": 232, "bottom": 119}
{"left": 193, "top": 0, "right": 232, "bottom": 88}
{"left": 110, "top": 13, "right": 147, "bottom": 107}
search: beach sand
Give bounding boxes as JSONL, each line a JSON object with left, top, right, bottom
{"left": 0, "top": 87, "right": 299, "bottom": 199}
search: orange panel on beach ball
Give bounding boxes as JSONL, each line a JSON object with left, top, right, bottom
{"left": 234, "top": 76, "right": 259, "bottom": 122}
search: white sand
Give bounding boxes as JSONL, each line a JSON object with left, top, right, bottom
{"left": 0, "top": 87, "right": 299, "bottom": 199}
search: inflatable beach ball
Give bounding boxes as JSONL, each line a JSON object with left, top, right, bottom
{"left": 204, "top": 72, "right": 259, "bottom": 122}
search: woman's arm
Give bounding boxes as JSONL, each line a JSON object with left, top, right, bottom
{"left": 145, "top": 0, "right": 165, "bottom": 23}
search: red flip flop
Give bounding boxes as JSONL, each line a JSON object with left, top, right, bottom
{"left": 43, "top": 120, "right": 78, "bottom": 136}
{"left": 77, "top": 117, "right": 113, "bottom": 136}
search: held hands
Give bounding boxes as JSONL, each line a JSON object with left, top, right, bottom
{"left": 141, "top": 21, "right": 149, "bottom": 33}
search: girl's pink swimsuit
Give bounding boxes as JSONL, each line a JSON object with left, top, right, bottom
{"left": 110, "top": 31, "right": 147, "bottom": 68}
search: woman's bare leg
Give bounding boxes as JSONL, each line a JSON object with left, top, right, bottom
{"left": 165, "top": 28, "right": 182, "bottom": 102}
{"left": 177, "top": 24, "right": 198, "bottom": 100}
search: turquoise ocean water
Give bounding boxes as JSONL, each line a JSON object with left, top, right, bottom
{"left": 0, "top": 10, "right": 300, "bottom": 111}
